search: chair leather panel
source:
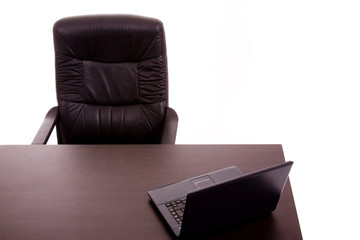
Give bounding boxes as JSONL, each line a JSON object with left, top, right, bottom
{"left": 56, "top": 55, "right": 167, "bottom": 106}
{"left": 57, "top": 100, "right": 166, "bottom": 144}
{"left": 56, "top": 55, "right": 83, "bottom": 103}
{"left": 137, "top": 56, "right": 167, "bottom": 104}
{"left": 83, "top": 60, "right": 138, "bottom": 105}
{"left": 53, "top": 14, "right": 164, "bottom": 63}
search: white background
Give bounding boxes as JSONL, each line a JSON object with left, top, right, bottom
{"left": 1, "top": 1, "right": 359, "bottom": 239}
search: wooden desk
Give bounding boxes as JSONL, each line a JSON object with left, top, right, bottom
{"left": 0, "top": 145, "right": 302, "bottom": 239}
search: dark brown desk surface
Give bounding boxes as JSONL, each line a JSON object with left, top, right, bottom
{"left": 0, "top": 145, "right": 302, "bottom": 240}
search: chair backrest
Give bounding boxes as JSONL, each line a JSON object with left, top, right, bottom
{"left": 53, "top": 15, "right": 168, "bottom": 144}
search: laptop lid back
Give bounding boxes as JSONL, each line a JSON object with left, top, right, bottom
{"left": 180, "top": 161, "right": 293, "bottom": 238}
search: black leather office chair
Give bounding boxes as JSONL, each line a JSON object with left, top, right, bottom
{"left": 32, "top": 14, "right": 178, "bottom": 144}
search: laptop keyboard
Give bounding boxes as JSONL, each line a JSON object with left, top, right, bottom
{"left": 165, "top": 198, "right": 186, "bottom": 224}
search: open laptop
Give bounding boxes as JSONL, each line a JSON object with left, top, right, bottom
{"left": 148, "top": 161, "right": 293, "bottom": 239}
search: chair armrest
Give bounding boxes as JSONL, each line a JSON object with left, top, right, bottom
{"left": 31, "top": 106, "right": 59, "bottom": 145}
{"left": 161, "top": 107, "right": 179, "bottom": 144}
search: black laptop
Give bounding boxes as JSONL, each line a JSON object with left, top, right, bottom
{"left": 148, "top": 161, "right": 293, "bottom": 239}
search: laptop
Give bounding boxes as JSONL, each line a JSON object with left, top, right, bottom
{"left": 148, "top": 161, "right": 293, "bottom": 239}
